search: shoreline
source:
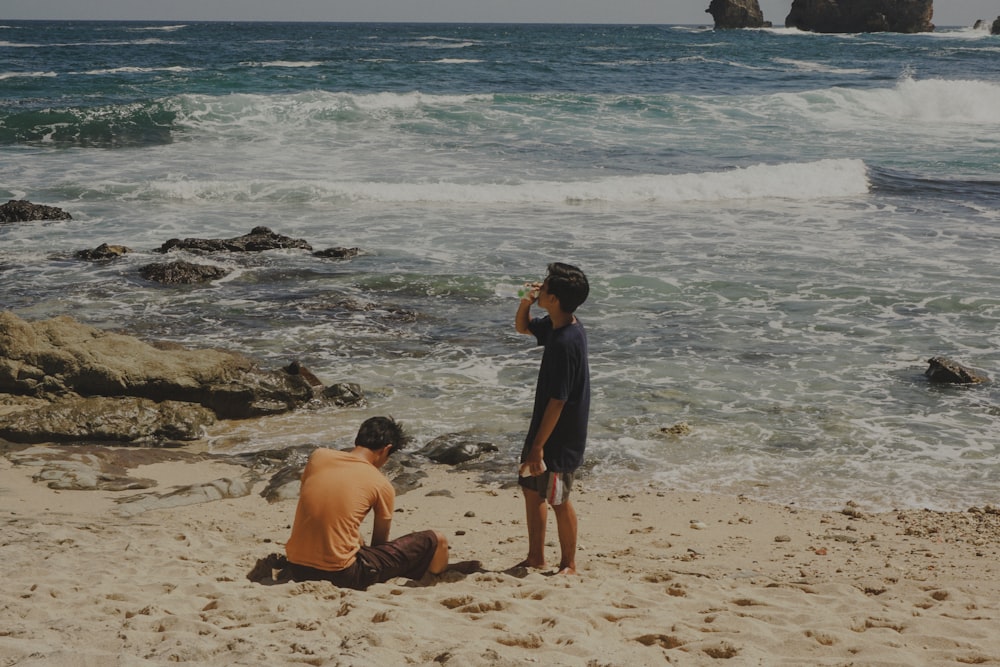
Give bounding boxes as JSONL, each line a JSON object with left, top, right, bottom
{"left": 2, "top": 451, "right": 999, "bottom": 665}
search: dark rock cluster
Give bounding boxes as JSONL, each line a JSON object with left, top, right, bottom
{"left": 157, "top": 226, "right": 313, "bottom": 254}
{"left": 703, "top": 0, "right": 936, "bottom": 34}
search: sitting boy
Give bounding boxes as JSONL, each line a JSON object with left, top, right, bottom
{"left": 282, "top": 416, "right": 450, "bottom": 589}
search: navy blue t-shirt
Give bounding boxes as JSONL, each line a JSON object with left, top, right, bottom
{"left": 523, "top": 315, "right": 590, "bottom": 472}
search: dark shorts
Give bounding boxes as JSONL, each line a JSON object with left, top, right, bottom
{"left": 287, "top": 529, "right": 439, "bottom": 590}
{"left": 518, "top": 470, "right": 575, "bottom": 505}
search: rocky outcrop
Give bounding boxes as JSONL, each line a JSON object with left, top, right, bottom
{"left": 314, "top": 246, "right": 361, "bottom": 259}
{"left": 0, "top": 311, "right": 321, "bottom": 424}
{"left": 417, "top": 433, "right": 500, "bottom": 465}
{"left": 139, "top": 260, "right": 231, "bottom": 284}
{"left": 706, "top": 0, "right": 771, "bottom": 29}
{"left": 925, "top": 357, "right": 989, "bottom": 384}
{"left": 993, "top": 17, "right": 1000, "bottom": 35}
{"left": 75, "top": 243, "right": 132, "bottom": 262}
{"left": 0, "top": 396, "right": 215, "bottom": 444}
{"left": 158, "top": 226, "right": 312, "bottom": 253}
{"left": 0, "top": 199, "right": 72, "bottom": 223}
{"left": 786, "top": 0, "right": 934, "bottom": 33}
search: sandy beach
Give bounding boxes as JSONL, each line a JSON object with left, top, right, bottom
{"left": 2, "top": 449, "right": 999, "bottom": 667}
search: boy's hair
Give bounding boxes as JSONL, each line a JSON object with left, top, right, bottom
{"left": 355, "top": 416, "right": 408, "bottom": 454}
{"left": 545, "top": 262, "right": 589, "bottom": 313}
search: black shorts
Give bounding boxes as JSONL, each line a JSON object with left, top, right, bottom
{"left": 518, "top": 469, "right": 575, "bottom": 505}
{"left": 287, "top": 529, "right": 438, "bottom": 590}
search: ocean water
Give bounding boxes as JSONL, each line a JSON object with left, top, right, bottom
{"left": 2, "top": 21, "right": 999, "bottom": 512}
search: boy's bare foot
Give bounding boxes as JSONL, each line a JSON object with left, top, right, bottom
{"left": 247, "top": 553, "right": 287, "bottom": 583}
{"left": 555, "top": 565, "right": 577, "bottom": 575}
{"left": 512, "top": 558, "right": 547, "bottom": 569}
{"left": 503, "top": 559, "right": 546, "bottom": 575}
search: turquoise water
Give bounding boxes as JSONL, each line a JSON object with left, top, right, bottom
{"left": 2, "top": 21, "right": 999, "bottom": 510}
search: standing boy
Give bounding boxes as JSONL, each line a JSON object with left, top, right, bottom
{"left": 515, "top": 262, "right": 590, "bottom": 575}
{"left": 283, "top": 416, "right": 452, "bottom": 590}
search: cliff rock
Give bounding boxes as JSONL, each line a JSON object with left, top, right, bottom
{"left": 706, "top": 0, "right": 771, "bottom": 29}
{"left": 786, "top": 0, "right": 934, "bottom": 33}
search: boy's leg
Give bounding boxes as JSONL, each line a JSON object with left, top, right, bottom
{"left": 427, "top": 531, "right": 450, "bottom": 574}
{"left": 551, "top": 499, "right": 578, "bottom": 575}
{"left": 521, "top": 486, "right": 548, "bottom": 568}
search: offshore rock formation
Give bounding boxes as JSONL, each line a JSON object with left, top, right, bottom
{"left": 157, "top": 225, "right": 312, "bottom": 253}
{"left": 706, "top": 0, "right": 771, "bottom": 29}
{"left": 0, "top": 199, "right": 72, "bottom": 223}
{"left": 993, "top": 17, "right": 1000, "bottom": 35}
{"left": 786, "top": 0, "right": 934, "bottom": 33}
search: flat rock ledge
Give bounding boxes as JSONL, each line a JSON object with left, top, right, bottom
{"left": 0, "top": 311, "right": 357, "bottom": 445}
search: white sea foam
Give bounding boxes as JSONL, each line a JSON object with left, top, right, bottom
{"left": 129, "top": 24, "right": 188, "bottom": 32}
{"left": 772, "top": 57, "right": 868, "bottom": 74}
{"left": 13, "top": 39, "right": 181, "bottom": 47}
{"left": 250, "top": 61, "right": 324, "bottom": 68}
{"left": 113, "top": 159, "right": 868, "bottom": 205}
{"left": 81, "top": 66, "right": 195, "bottom": 75}
{"left": 401, "top": 38, "right": 477, "bottom": 49}
{"left": 875, "top": 77, "right": 1000, "bottom": 124}
{"left": 924, "top": 26, "right": 996, "bottom": 39}
{"left": 768, "top": 77, "right": 1000, "bottom": 129}
{"left": 0, "top": 71, "right": 57, "bottom": 80}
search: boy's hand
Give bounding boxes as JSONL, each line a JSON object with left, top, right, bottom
{"left": 521, "top": 282, "right": 542, "bottom": 302}
{"left": 519, "top": 447, "right": 546, "bottom": 477}
{"left": 519, "top": 459, "right": 546, "bottom": 477}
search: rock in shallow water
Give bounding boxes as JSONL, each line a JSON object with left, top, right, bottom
{"left": 0, "top": 199, "right": 72, "bottom": 223}
{"left": 925, "top": 357, "right": 989, "bottom": 384}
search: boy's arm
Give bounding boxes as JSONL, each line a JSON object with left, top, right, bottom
{"left": 523, "top": 397, "right": 566, "bottom": 475}
{"left": 515, "top": 283, "right": 541, "bottom": 334}
{"left": 371, "top": 516, "right": 392, "bottom": 546}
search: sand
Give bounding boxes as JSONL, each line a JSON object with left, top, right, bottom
{"left": 2, "top": 452, "right": 999, "bottom": 666}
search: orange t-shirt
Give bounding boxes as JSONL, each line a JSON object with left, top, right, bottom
{"left": 285, "top": 448, "right": 395, "bottom": 572}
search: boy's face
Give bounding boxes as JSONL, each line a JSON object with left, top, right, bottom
{"left": 538, "top": 279, "right": 559, "bottom": 311}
